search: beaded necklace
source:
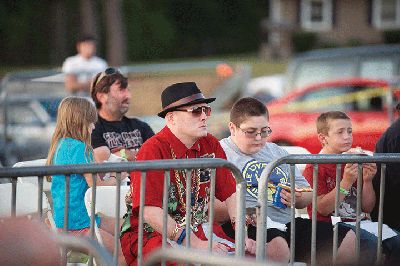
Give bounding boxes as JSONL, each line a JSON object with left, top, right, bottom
{"left": 170, "top": 147, "right": 201, "bottom": 214}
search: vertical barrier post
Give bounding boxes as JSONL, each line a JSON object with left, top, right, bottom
{"left": 289, "top": 164, "right": 296, "bottom": 265}
{"left": 11, "top": 177, "right": 17, "bottom": 217}
{"left": 38, "top": 175, "right": 44, "bottom": 219}
{"left": 64, "top": 174, "right": 70, "bottom": 232}
{"left": 333, "top": 164, "right": 341, "bottom": 264}
{"left": 208, "top": 169, "right": 216, "bottom": 252}
{"left": 185, "top": 169, "right": 192, "bottom": 250}
{"left": 114, "top": 172, "right": 122, "bottom": 266}
{"left": 311, "top": 164, "right": 318, "bottom": 266}
{"left": 256, "top": 168, "right": 269, "bottom": 262}
{"left": 89, "top": 173, "right": 97, "bottom": 266}
{"left": 63, "top": 174, "right": 71, "bottom": 265}
{"left": 235, "top": 177, "right": 246, "bottom": 258}
{"left": 355, "top": 164, "right": 363, "bottom": 262}
{"left": 376, "top": 164, "right": 386, "bottom": 264}
{"left": 162, "top": 171, "right": 170, "bottom": 266}
{"left": 138, "top": 172, "right": 146, "bottom": 266}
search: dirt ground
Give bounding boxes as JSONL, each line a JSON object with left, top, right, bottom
{"left": 126, "top": 73, "right": 224, "bottom": 116}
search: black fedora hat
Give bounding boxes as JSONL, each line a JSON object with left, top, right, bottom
{"left": 158, "top": 82, "right": 215, "bottom": 118}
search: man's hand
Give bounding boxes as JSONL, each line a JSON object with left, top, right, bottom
{"left": 186, "top": 232, "right": 229, "bottom": 254}
{"left": 362, "top": 163, "right": 377, "bottom": 183}
{"left": 245, "top": 237, "right": 256, "bottom": 255}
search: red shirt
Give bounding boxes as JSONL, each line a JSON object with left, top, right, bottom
{"left": 129, "top": 126, "right": 236, "bottom": 241}
{"left": 303, "top": 163, "right": 362, "bottom": 222}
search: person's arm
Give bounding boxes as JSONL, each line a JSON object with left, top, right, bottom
{"left": 143, "top": 206, "right": 228, "bottom": 253}
{"left": 361, "top": 163, "right": 377, "bottom": 213}
{"left": 84, "top": 173, "right": 116, "bottom": 187}
{"left": 64, "top": 74, "right": 90, "bottom": 93}
{"left": 93, "top": 146, "right": 111, "bottom": 162}
{"left": 280, "top": 189, "right": 313, "bottom": 209}
{"left": 316, "top": 163, "right": 358, "bottom": 216}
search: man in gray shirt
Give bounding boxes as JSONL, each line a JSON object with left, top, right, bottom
{"left": 219, "top": 97, "right": 356, "bottom": 264}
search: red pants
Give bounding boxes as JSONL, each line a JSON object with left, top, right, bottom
{"left": 120, "top": 231, "right": 176, "bottom": 266}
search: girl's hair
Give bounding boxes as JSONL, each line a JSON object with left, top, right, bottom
{"left": 46, "top": 96, "right": 97, "bottom": 168}
{"left": 230, "top": 97, "right": 269, "bottom": 127}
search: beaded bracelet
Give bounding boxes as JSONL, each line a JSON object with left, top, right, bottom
{"left": 176, "top": 228, "right": 186, "bottom": 245}
{"left": 339, "top": 187, "right": 349, "bottom": 196}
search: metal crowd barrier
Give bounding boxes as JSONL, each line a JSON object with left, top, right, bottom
{"left": 256, "top": 153, "right": 399, "bottom": 266}
{"left": 0, "top": 158, "right": 248, "bottom": 266}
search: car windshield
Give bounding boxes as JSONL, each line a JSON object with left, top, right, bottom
{"left": 286, "top": 85, "right": 386, "bottom": 113}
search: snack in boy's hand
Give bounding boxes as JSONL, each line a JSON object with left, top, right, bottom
{"left": 278, "top": 183, "right": 313, "bottom": 192}
{"left": 342, "top": 146, "right": 373, "bottom": 156}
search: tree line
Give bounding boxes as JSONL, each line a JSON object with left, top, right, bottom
{"left": 0, "top": 0, "right": 268, "bottom": 67}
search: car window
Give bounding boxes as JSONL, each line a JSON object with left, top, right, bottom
{"left": 286, "top": 85, "right": 386, "bottom": 113}
{"left": 360, "top": 59, "right": 395, "bottom": 80}
{"left": 293, "top": 60, "right": 356, "bottom": 89}
{"left": 353, "top": 86, "right": 385, "bottom": 111}
{"left": 289, "top": 86, "right": 353, "bottom": 112}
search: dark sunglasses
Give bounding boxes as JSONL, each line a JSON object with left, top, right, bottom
{"left": 95, "top": 67, "right": 119, "bottom": 86}
{"left": 175, "top": 105, "right": 212, "bottom": 117}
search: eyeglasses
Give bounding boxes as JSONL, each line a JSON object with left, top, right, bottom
{"left": 175, "top": 105, "right": 212, "bottom": 117}
{"left": 238, "top": 126, "right": 272, "bottom": 138}
{"left": 95, "top": 67, "right": 119, "bottom": 86}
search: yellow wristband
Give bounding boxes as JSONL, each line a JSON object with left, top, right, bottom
{"left": 120, "top": 149, "right": 127, "bottom": 159}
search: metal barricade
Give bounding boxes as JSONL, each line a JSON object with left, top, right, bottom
{"left": 0, "top": 158, "right": 248, "bottom": 266}
{"left": 256, "top": 153, "right": 399, "bottom": 266}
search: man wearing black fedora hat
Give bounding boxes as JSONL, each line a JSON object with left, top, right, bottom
{"left": 120, "top": 82, "right": 257, "bottom": 265}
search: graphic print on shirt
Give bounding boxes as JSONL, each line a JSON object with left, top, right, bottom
{"left": 167, "top": 152, "right": 216, "bottom": 230}
{"left": 103, "top": 129, "right": 143, "bottom": 150}
{"left": 243, "top": 159, "right": 288, "bottom": 202}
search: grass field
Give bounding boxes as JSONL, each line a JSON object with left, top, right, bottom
{"left": 0, "top": 54, "right": 288, "bottom": 79}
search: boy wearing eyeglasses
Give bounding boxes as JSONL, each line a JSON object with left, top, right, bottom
{"left": 219, "top": 97, "right": 357, "bottom": 264}
{"left": 120, "top": 82, "right": 257, "bottom": 265}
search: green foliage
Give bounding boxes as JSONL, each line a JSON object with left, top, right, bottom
{"left": 291, "top": 31, "right": 317, "bottom": 53}
{"left": 383, "top": 29, "right": 400, "bottom": 44}
{"left": 0, "top": 0, "right": 269, "bottom": 66}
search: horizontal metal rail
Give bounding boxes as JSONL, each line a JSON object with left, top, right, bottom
{"left": 0, "top": 158, "right": 247, "bottom": 266}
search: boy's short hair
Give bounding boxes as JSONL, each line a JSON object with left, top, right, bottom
{"left": 317, "top": 111, "right": 350, "bottom": 135}
{"left": 230, "top": 97, "right": 269, "bottom": 126}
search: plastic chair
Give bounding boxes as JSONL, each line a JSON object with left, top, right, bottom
{"left": 13, "top": 159, "right": 52, "bottom": 192}
{"left": 84, "top": 186, "right": 130, "bottom": 244}
{"left": 0, "top": 182, "right": 50, "bottom": 217}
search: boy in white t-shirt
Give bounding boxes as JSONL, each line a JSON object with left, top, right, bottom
{"left": 62, "top": 35, "right": 107, "bottom": 94}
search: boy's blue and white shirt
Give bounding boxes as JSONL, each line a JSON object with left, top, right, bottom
{"left": 220, "top": 137, "right": 309, "bottom": 224}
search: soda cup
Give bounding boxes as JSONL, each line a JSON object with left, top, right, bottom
{"left": 272, "top": 185, "right": 287, "bottom": 209}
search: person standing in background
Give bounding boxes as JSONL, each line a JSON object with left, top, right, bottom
{"left": 62, "top": 35, "right": 108, "bottom": 94}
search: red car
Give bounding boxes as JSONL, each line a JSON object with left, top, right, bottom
{"left": 267, "top": 78, "right": 399, "bottom": 154}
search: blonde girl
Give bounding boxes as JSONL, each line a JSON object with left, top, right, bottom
{"left": 47, "top": 97, "right": 124, "bottom": 263}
